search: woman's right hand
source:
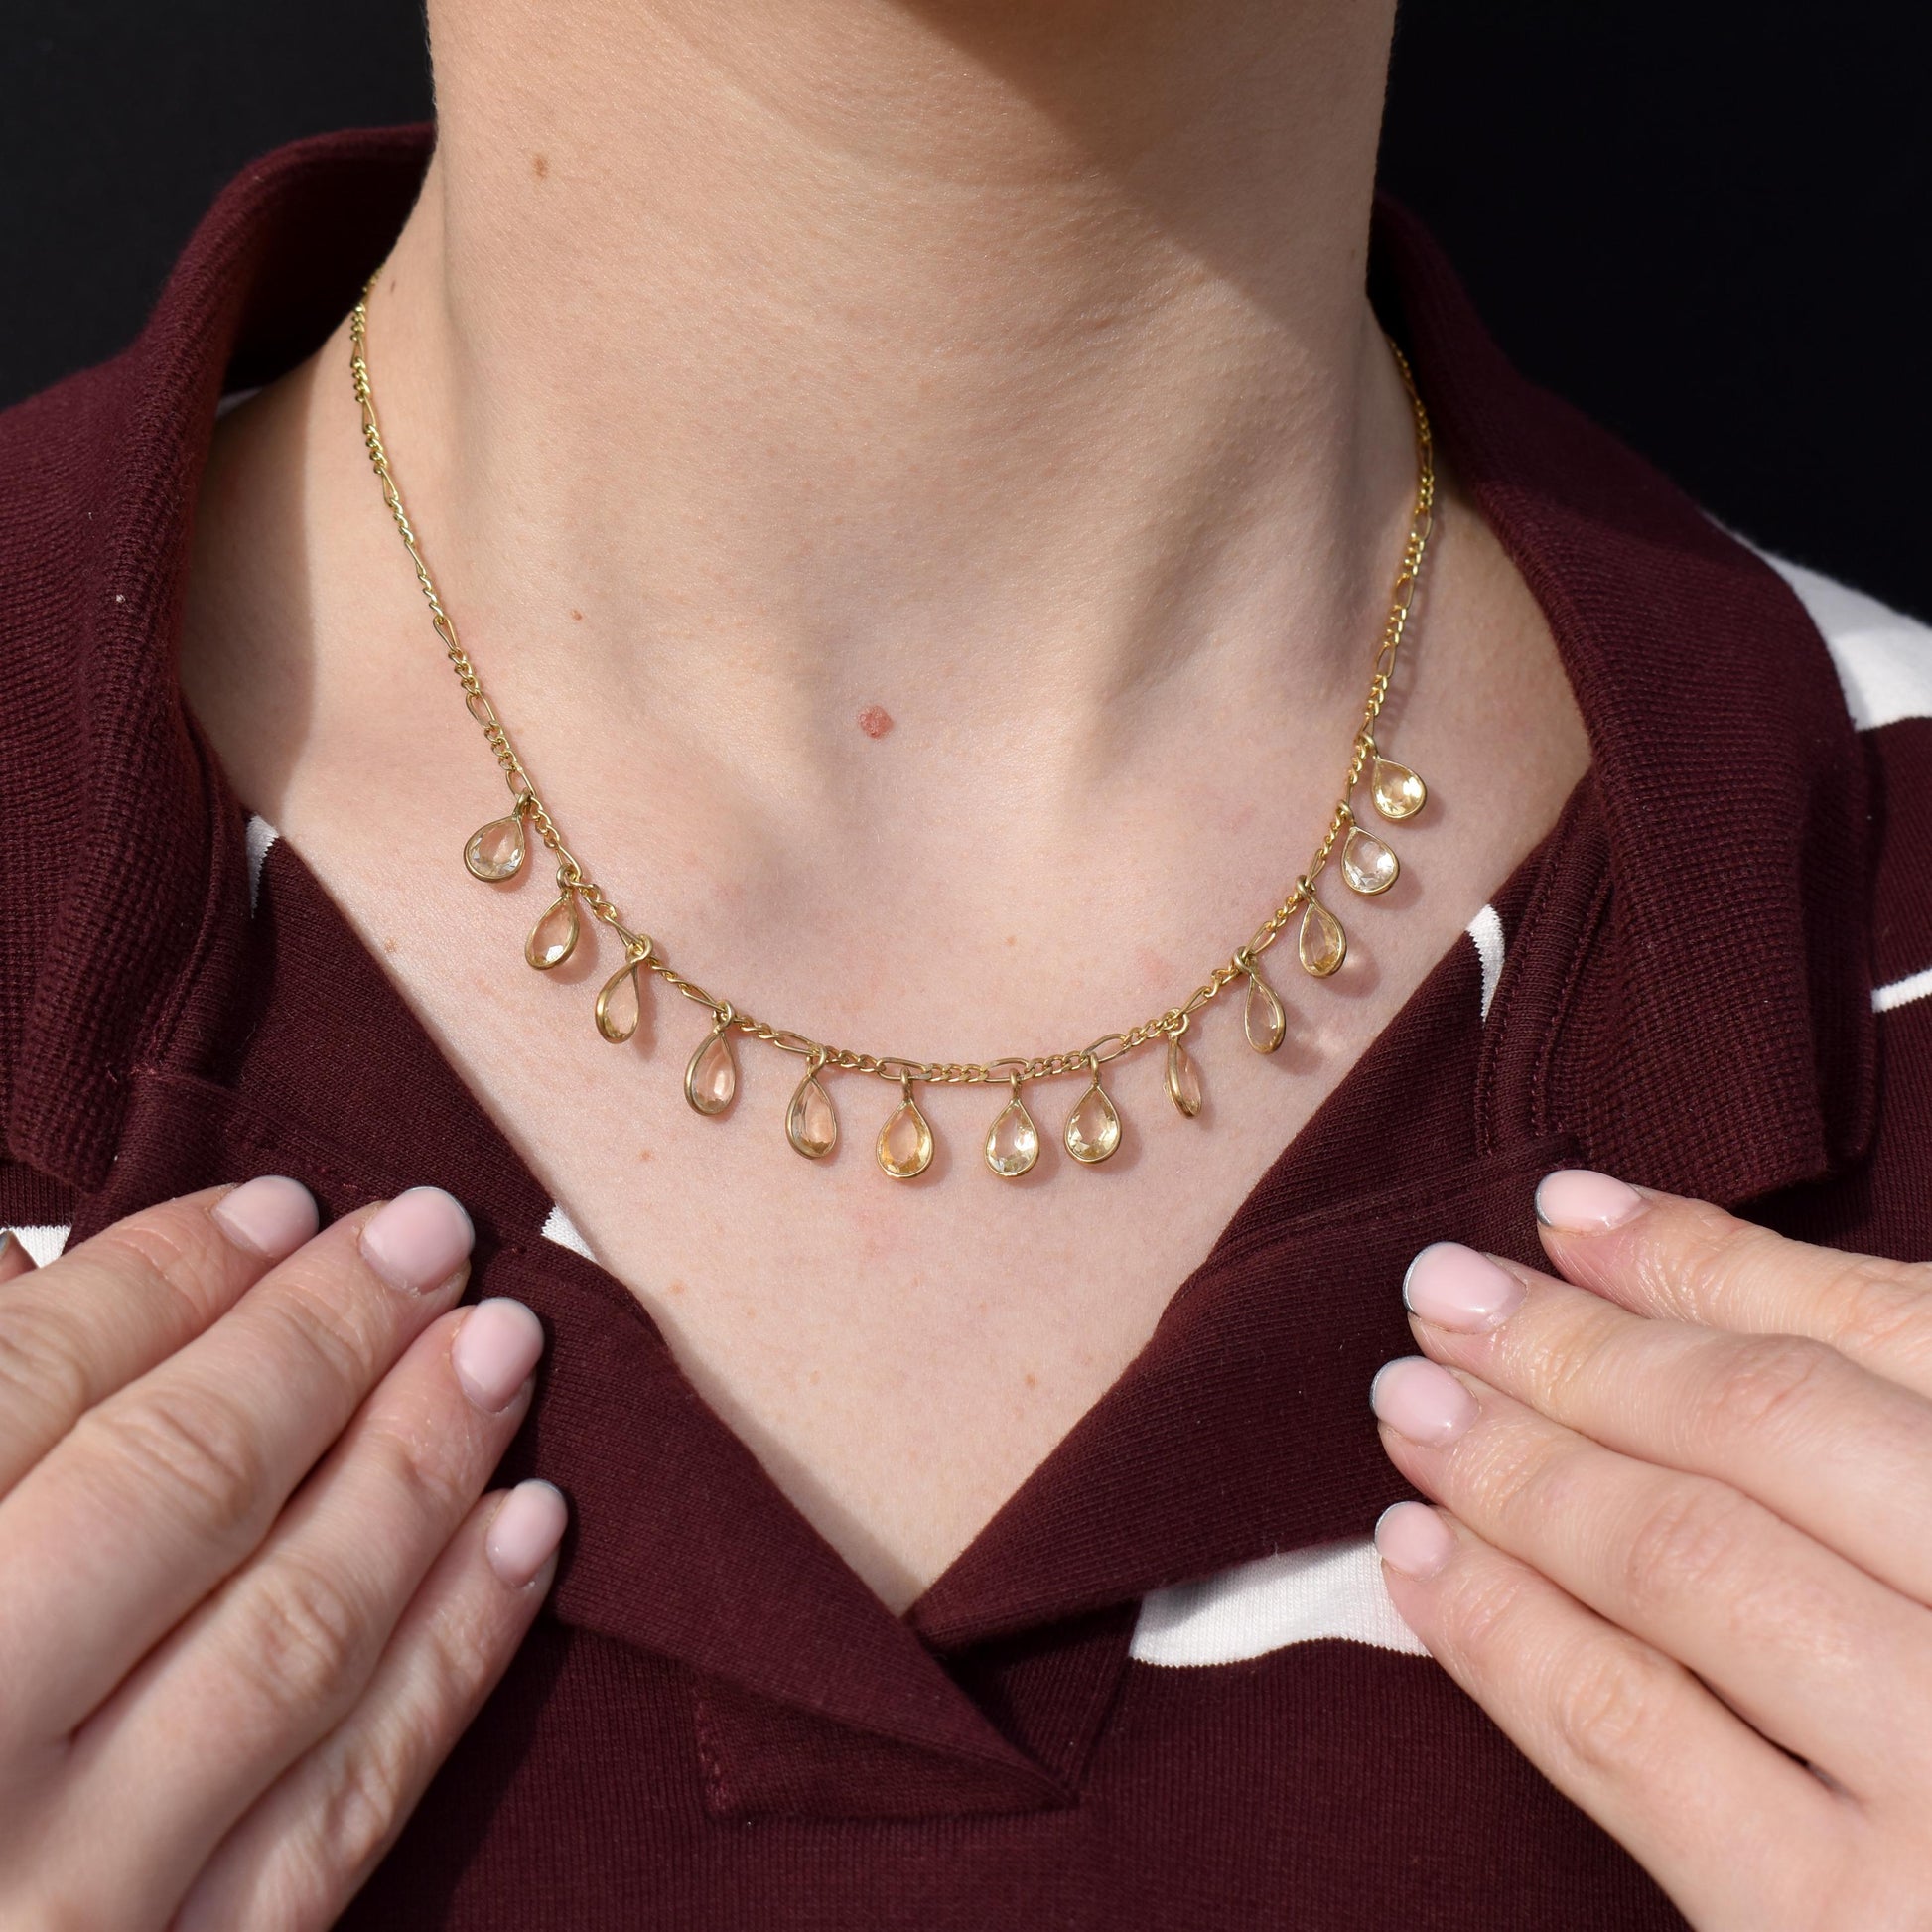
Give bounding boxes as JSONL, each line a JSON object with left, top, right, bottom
{"left": 0, "top": 1177, "right": 566, "bottom": 1930}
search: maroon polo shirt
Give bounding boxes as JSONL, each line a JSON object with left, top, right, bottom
{"left": 4, "top": 125, "right": 1930, "bottom": 1929}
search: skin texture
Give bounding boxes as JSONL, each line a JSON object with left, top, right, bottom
{"left": 1375, "top": 1178, "right": 1932, "bottom": 1929}
{"left": 0, "top": 1182, "right": 564, "bottom": 1929}
{"left": 180, "top": 0, "right": 1590, "bottom": 1614}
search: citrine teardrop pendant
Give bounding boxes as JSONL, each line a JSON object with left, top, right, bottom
{"left": 464, "top": 811, "right": 526, "bottom": 882}
{"left": 1064, "top": 1078, "right": 1122, "bottom": 1164}
{"left": 1166, "top": 1033, "right": 1203, "bottom": 1118}
{"left": 877, "top": 1097, "right": 935, "bottom": 1179}
{"left": 1243, "top": 967, "right": 1287, "bottom": 1053}
{"left": 985, "top": 1095, "right": 1040, "bottom": 1177}
{"left": 525, "top": 892, "right": 581, "bottom": 970}
{"left": 684, "top": 1028, "right": 738, "bottom": 1116}
{"left": 1299, "top": 893, "right": 1346, "bottom": 977}
{"left": 594, "top": 958, "right": 645, "bottom": 1041}
{"left": 786, "top": 1070, "right": 838, "bottom": 1159}
{"left": 1341, "top": 824, "right": 1399, "bottom": 896}
{"left": 1369, "top": 755, "right": 1428, "bottom": 821}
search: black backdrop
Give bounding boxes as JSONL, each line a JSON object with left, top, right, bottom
{"left": 7, "top": 3, "right": 1925, "bottom": 618}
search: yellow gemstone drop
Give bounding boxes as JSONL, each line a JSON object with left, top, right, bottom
{"left": 1341, "top": 825, "right": 1399, "bottom": 896}
{"left": 1064, "top": 1079, "right": 1121, "bottom": 1164}
{"left": 684, "top": 1030, "right": 738, "bottom": 1116}
{"left": 464, "top": 812, "right": 526, "bottom": 882}
{"left": 525, "top": 892, "right": 581, "bottom": 970}
{"left": 786, "top": 1071, "right": 838, "bottom": 1159}
{"left": 1243, "top": 968, "right": 1287, "bottom": 1053}
{"left": 1370, "top": 755, "right": 1427, "bottom": 821}
{"left": 985, "top": 1096, "right": 1040, "bottom": 1177}
{"left": 1167, "top": 1034, "right": 1204, "bottom": 1118}
{"left": 1299, "top": 894, "right": 1347, "bottom": 977}
{"left": 594, "top": 960, "right": 643, "bottom": 1042}
{"left": 877, "top": 1098, "right": 934, "bottom": 1179}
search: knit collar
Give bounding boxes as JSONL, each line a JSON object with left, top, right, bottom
{"left": 2, "top": 124, "right": 1877, "bottom": 1805}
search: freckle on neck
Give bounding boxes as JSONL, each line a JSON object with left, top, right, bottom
{"left": 857, "top": 704, "right": 894, "bottom": 740}
{"left": 531, "top": 153, "right": 549, "bottom": 181}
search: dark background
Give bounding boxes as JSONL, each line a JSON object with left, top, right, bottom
{"left": 6, "top": 4, "right": 1925, "bottom": 617}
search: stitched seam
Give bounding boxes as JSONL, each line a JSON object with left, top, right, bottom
{"left": 1529, "top": 864, "right": 1615, "bottom": 1142}
{"left": 689, "top": 1677, "right": 735, "bottom": 1816}
{"left": 1474, "top": 774, "right": 1597, "bottom": 1155}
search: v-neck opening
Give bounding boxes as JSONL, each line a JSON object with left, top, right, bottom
{"left": 234, "top": 781, "right": 1580, "bottom": 1641}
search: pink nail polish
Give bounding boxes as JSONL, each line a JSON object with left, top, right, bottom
{"left": 1371, "top": 1356, "right": 1479, "bottom": 1447}
{"left": 452, "top": 1298, "right": 545, "bottom": 1414}
{"left": 1375, "top": 1500, "right": 1455, "bottom": 1579}
{"left": 1403, "top": 1242, "right": 1525, "bottom": 1332}
{"left": 359, "top": 1186, "right": 475, "bottom": 1294}
{"left": 486, "top": 1479, "right": 568, "bottom": 1587}
{"left": 1535, "top": 1169, "right": 1647, "bottom": 1233}
{"left": 209, "top": 1175, "right": 320, "bottom": 1260}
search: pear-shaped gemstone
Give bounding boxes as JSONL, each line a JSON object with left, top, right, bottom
{"left": 684, "top": 1030, "right": 738, "bottom": 1116}
{"left": 1167, "top": 1034, "right": 1203, "bottom": 1118}
{"left": 985, "top": 1096, "right": 1040, "bottom": 1177}
{"left": 1370, "top": 755, "right": 1427, "bottom": 821}
{"left": 464, "top": 812, "right": 526, "bottom": 882}
{"left": 594, "top": 960, "right": 644, "bottom": 1042}
{"left": 1299, "top": 894, "right": 1346, "bottom": 977}
{"left": 786, "top": 1071, "right": 838, "bottom": 1159}
{"left": 1243, "top": 967, "right": 1287, "bottom": 1053}
{"left": 1341, "top": 825, "right": 1399, "bottom": 896}
{"left": 877, "top": 1098, "right": 934, "bottom": 1179}
{"left": 525, "top": 892, "right": 581, "bottom": 970}
{"left": 1064, "top": 1080, "right": 1122, "bottom": 1164}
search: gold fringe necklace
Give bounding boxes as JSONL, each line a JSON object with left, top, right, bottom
{"left": 348, "top": 280, "right": 1437, "bottom": 1182}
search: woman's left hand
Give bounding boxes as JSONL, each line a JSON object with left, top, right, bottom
{"left": 1372, "top": 1171, "right": 1932, "bottom": 1931}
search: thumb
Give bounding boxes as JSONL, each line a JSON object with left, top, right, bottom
{"left": 0, "top": 1228, "right": 41, "bottom": 1284}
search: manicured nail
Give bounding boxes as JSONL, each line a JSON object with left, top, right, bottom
{"left": 486, "top": 1479, "right": 568, "bottom": 1587}
{"left": 359, "top": 1186, "right": 475, "bottom": 1293}
{"left": 1375, "top": 1499, "right": 1455, "bottom": 1579}
{"left": 1403, "top": 1242, "right": 1526, "bottom": 1332}
{"left": 209, "top": 1175, "right": 320, "bottom": 1261}
{"left": 452, "top": 1298, "right": 545, "bottom": 1413}
{"left": 1536, "top": 1169, "right": 1647, "bottom": 1233}
{"left": 1371, "top": 1356, "right": 1479, "bottom": 1447}
{"left": 0, "top": 1229, "right": 32, "bottom": 1282}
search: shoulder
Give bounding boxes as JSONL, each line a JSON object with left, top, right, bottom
{"left": 0, "top": 127, "right": 435, "bottom": 1187}
{"left": 0, "top": 356, "right": 135, "bottom": 693}
{"left": 1754, "top": 551, "right": 1932, "bottom": 1025}
{"left": 1756, "top": 551, "right": 1932, "bottom": 737}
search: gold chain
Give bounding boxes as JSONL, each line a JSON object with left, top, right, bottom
{"left": 348, "top": 275, "right": 1437, "bottom": 1175}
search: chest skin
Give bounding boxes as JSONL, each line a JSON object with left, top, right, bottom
{"left": 179, "top": 343, "right": 1588, "bottom": 1614}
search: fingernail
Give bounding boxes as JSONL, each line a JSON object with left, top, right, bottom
{"left": 1536, "top": 1169, "right": 1647, "bottom": 1233}
{"left": 0, "top": 1228, "right": 32, "bottom": 1282}
{"left": 1371, "top": 1356, "right": 1479, "bottom": 1447}
{"left": 359, "top": 1186, "right": 474, "bottom": 1294}
{"left": 1403, "top": 1242, "right": 1526, "bottom": 1332}
{"left": 451, "top": 1298, "right": 545, "bottom": 1414}
{"left": 486, "top": 1479, "right": 568, "bottom": 1587}
{"left": 209, "top": 1175, "right": 320, "bottom": 1261}
{"left": 1375, "top": 1499, "right": 1455, "bottom": 1579}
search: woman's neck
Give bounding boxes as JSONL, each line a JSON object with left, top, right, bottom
{"left": 183, "top": 3, "right": 1593, "bottom": 1610}
{"left": 366, "top": 0, "right": 1409, "bottom": 805}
